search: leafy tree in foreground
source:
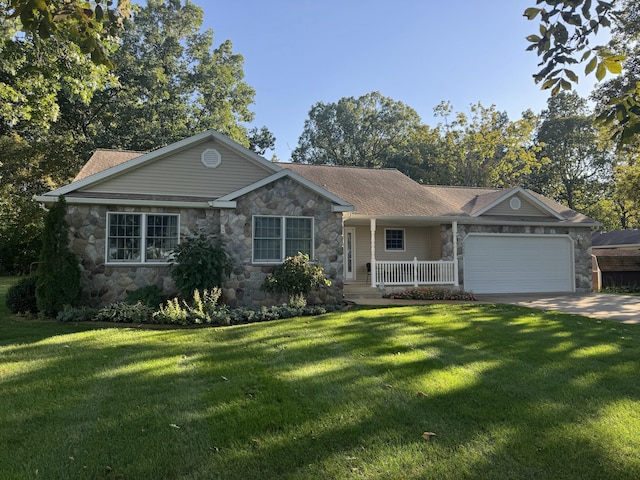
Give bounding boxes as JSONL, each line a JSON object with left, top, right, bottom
{"left": 524, "top": 0, "right": 640, "bottom": 146}
{"left": 35, "top": 196, "right": 81, "bottom": 317}
{"left": 0, "top": 0, "right": 131, "bottom": 66}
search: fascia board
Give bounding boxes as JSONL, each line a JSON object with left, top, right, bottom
{"left": 344, "top": 213, "right": 598, "bottom": 227}
{"left": 34, "top": 195, "right": 212, "bottom": 209}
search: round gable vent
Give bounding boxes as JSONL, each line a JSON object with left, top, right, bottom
{"left": 201, "top": 148, "right": 221, "bottom": 168}
{"left": 509, "top": 197, "right": 522, "bottom": 210}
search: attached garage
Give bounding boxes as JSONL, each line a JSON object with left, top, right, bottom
{"left": 463, "top": 234, "right": 574, "bottom": 294}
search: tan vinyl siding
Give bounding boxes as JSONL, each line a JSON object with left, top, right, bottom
{"left": 428, "top": 227, "right": 442, "bottom": 259}
{"left": 83, "top": 139, "right": 272, "bottom": 198}
{"left": 351, "top": 225, "right": 440, "bottom": 280}
{"left": 354, "top": 225, "right": 372, "bottom": 281}
{"left": 485, "top": 195, "right": 549, "bottom": 217}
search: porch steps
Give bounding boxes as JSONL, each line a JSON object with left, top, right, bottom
{"left": 343, "top": 283, "right": 385, "bottom": 301}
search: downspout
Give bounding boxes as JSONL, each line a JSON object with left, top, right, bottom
{"left": 453, "top": 221, "right": 459, "bottom": 287}
{"left": 370, "top": 218, "right": 376, "bottom": 288}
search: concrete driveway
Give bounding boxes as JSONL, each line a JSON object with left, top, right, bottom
{"left": 476, "top": 293, "right": 640, "bottom": 324}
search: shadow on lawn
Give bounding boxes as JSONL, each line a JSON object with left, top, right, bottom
{"left": 1, "top": 304, "right": 639, "bottom": 479}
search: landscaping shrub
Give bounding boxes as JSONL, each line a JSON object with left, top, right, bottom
{"left": 56, "top": 305, "right": 98, "bottom": 322}
{"left": 126, "top": 285, "right": 165, "bottom": 307}
{"left": 384, "top": 287, "right": 477, "bottom": 301}
{"left": 261, "top": 253, "right": 331, "bottom": 306}
{"left": 601, "top": 284, "right": 640, "bottom": 294}
{"left": 93, "top": 302, "right": 155, "bottom": 323}
{"left": 6, "top": 276, "right": 38, "bottom": 314}
{"left": 35, "top": 196, "right": 81, "bottom": 317}
{"left": 171, "top": 234, "right": 231, "bottom": 300}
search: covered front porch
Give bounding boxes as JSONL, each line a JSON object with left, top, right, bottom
{"left": 343, "top": 217, "right": 459, "bottom": 289}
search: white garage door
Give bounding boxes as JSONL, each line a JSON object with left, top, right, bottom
{"left": 463, "top": 234, "right": 574, "bottom": 294}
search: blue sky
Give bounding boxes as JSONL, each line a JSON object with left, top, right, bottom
{"left": 201, "top": 1, "right": 601, "bottom": 160}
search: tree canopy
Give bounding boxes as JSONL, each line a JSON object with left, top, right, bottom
{"left": 291, "top": 91, "right": 422, "bottom": 168}
{"left": 1, "top": 0, "right": 131, "bottom": 66}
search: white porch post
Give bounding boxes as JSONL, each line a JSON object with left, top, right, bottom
{"left": 452, "top": 221, "right": 459, "bottom": 287}
{"left": 370, "top": 218, "right": 376, "bottom": 287}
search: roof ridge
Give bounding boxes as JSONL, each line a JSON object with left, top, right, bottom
{"left": 94, "top": 148, "right": 148, "bottom": 154}
{"left": 277, "top": 162, "right": 400, "bottom": 172}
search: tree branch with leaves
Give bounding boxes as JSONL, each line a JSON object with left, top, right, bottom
{"left": 525, "top": 0, "right": 639, "bottom": 147}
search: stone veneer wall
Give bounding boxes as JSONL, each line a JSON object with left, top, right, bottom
{"left": 219, "top": 176, "right": 344, "bottom": 307}
{"left": 441, "top": 224, "right": 593, "bottom": 292}
{"left": 65, "top": 178, "right": 344, "bottom": 308}
{"left": 66, "top": 204, "right": 217, "bottom": 307}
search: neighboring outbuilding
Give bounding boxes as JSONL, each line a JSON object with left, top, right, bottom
{"left": 592, "top": 230, "right": 640, "bottom": 290}
{"left": 35, "top": 130, "right": 598, "bottom": 306}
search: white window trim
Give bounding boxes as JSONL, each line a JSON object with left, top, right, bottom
{"left": 252, "top": 215, "right": 314, "bottom": 264}
{"left": 105, "top": 212, "right": 180, "bottom": 265}
{"left": 384, "top": 228, "right": 406, "bottom": 252}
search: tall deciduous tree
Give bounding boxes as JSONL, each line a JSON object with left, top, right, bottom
{"left": 433, "top": 102, "right": 542, "bottom": 188}
{"left": 0, "top": 17, "right": 114, "bottom": 273}
{"left": 291, "top": 91, "right": 422, "bottom": 168}
{"left": 92, "top": 0, "right": 257, "bottom": 151}
{"left": 526, "top": 92, "right": 612, "bottom": 211}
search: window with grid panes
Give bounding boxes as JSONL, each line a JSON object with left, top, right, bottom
{"left": 253, "top": 216, "right": 313, "bottom": 262}
{"left": 385, "top": 228, "right": 405, "bottom": 251}
{"left": 107, "top": 213, "right": 179, "bottom": 263}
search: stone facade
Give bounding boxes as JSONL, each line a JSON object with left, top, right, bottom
{"left": 65, "top": 177, "right": 344, "bottom": 308}
{"left": 441, "top": 223, "right": 593, "bottom": 292}
{"left": 219, "top": 176, "right": 344, "bottom": 307}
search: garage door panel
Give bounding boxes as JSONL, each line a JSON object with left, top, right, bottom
{"left": 464, "top": 235, "right": 573, "bottom": 294}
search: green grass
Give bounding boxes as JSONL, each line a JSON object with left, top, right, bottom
{"left": 1, "top": 277, "right": 639, "bottom": 479}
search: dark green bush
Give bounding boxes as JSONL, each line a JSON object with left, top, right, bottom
{"left": 6, "top": 276, "right": 38, "bottom": 314}
{"left": 126, "top": 285, "right": 165, "bottom": 307}
{"left": 261, "top": 253, "right": 331, "bottom": 306}
{"left": 35, "top": 196, "right": 81, "bottom": 317}
{"left": 171, "top": 234, "right": 231, "bottom": 300}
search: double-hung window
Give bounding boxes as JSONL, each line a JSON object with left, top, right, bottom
{"left": 385, "top": 228, "right": 405, "bottom": 251}
{"left": 107, "top": 212, "right": 179, "bottom": 264}
{"left": 253, "top": 216, "right": 313, "bottom": 263}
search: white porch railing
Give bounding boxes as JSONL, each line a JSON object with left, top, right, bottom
{"left": 374, "top": 258, "right": 456, "bottom": 286}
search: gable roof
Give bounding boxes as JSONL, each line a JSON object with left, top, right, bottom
{"left": 280, "top": 163, "right": 597, "bottom": 225}
{"left": 73, "top": 149, "right": 145, "bottom": 182}
{"left": 210, "top": 169, "right": 354, "bottom": 212}
{"left": 40, "top": 130, "right": 281, "bottom": 199}
{"left": 279, "top": 163, "right": 457, "bottom": 217}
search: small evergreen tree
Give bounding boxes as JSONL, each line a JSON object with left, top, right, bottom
{"left": 35, "top": 196, "right": 81, "bottom": 317}
{"left": 171, "top": 234, "right": 231, "bottom": 300}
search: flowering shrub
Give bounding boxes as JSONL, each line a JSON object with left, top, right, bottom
{"left": 384, "top": 287, "right": 477, "bottom": 301}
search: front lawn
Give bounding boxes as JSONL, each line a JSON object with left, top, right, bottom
{"left": 1, "top": 281, "right": 639, "bottom": 479}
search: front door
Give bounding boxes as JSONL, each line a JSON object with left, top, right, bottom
{"left": 344, "top": 227, "right": 356, "bottom": 280}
